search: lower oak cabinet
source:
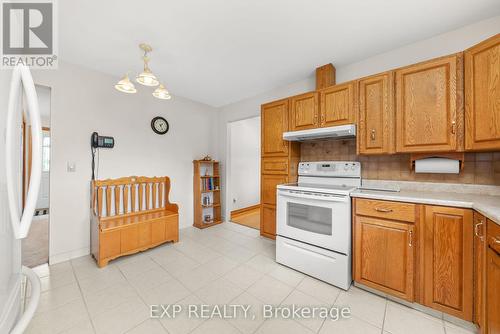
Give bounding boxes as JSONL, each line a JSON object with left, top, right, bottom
{"left": 486, "top": 219, "right": 500, "bottom": 334}
{"left": 354, "top": 199, "right": 475, "bottom": 321}
{"left": 354, "top": 215, "right": 415, "bottom": 301}
{"left": 422, "top": 206, "right": 473, "bottom": 321}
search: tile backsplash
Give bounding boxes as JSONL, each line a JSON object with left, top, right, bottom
{"left": 300, "top": 139, "right": 500, "bottom": 185}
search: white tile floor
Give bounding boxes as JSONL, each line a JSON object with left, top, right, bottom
{"left": 26, "top": 222, "right": 476, "bottom": 334}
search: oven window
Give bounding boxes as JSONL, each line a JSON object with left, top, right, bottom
{"left": 287, "top": 202, "right": 332, "bottom": 235}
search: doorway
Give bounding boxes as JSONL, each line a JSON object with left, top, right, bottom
{"left": 226, "top": 116, "right": 261, "bottom": 229}
{"left": 21, "top": 85, "right": 51, "bottom": 268}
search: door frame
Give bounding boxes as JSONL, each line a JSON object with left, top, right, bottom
{"left": 225, "top": 115, "right": 261, "bottom": 223}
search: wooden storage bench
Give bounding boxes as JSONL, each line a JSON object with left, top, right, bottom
{"left": 91, "top": 176, "right": 179, "bottom": 267}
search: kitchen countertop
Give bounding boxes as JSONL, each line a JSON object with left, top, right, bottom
{"left": 351, "top": 188, "right": 500, "bottom": 225}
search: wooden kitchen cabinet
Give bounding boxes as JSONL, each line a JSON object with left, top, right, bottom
{"left": 261, "top": 174, "right": 288, "bottom": 206}
{"left": 354, "top": 214, "right": 415, "bottom": 301}
{"left": 465, "top": 33, "right": 500, "bottom": 151}
{"left": 319, "top": 81, "right": 356, "bottom": 127}
{"left": 289, "top": 92, "right": 319, "bottom": 131}
{"left": 486, "top": 219, "right": 500, "bottom": 334}
{"left": 358, "top": 71, "right": 395, "bottom": 155}
{"left": 260, "top": 98, "right": 300, "bottom": 239}
{"left": 474, "top": 212, "right": 487, "bottom": 330}
{"left": 395, "top": 54, "right": 464, "bottom": 153}
{"left": 261, "top": 99, "right": 289, "bottom": 157}
{"left": 422, "top": 205, "right": 473, "bottom": 321}
{"left": 261, "top": 204, "right": 277, "bottom": 237}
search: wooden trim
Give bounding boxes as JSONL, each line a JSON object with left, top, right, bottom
{"left": 316, "top": 64, "right": 336, "bottom": 90}
{"left": 22, "top": 118, "right": 26, "bottom": 209}
{"left": 230, "top": 204, "right": 260, "bottom": 219}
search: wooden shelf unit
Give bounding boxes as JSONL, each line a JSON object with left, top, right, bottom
{"left": 193, "top": 160, "right": 222, "bottom": 229}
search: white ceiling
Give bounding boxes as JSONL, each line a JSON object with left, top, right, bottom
{"left": 59, "top": 0, "right": 500, "bottom": 107}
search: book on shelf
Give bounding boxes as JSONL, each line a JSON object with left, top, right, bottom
{"left": 201, "top": 177, "right": 217, "bottom": 191}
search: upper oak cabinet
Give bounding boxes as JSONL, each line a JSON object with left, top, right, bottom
{"left": 261, "top": 99, "right": 289, "bottom": 157}
{"left": 319, "top": 81, "right": 356, "bottom": 127}
{"left": 395, "top": 54, "right": 464, "bottom": 153}
{"left": 289, "top": 92, "right": 319, "bottom": 131}
{"left": 358, "top": 72, "right": 395, "bottom": 154}
{"left": 465, "top": 33, "right": 500, "bottom": 151}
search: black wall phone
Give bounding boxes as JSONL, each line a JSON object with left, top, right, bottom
{"left": 91, "top": 132, "right": 115, "bottom": 148}
{"left": 91, "top": 132, "right": 115, "bottom": 180}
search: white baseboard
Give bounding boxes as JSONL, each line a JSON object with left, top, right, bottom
{"left": 49, "top": 247, "right": 89, "bottom": 265}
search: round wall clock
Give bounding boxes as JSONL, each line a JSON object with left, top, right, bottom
{"left": 151, "top": 116, "right": 169, "bottom": 135}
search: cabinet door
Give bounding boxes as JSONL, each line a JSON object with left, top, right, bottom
{"left": 319, "top": 82, "right": 355, "bottom": 127}
{"left": 261, "top": 174, "right": 288, "bottom": 206}
{"left": 261, "top": 157, "right": 289, "bottom": 175}
{"left": 473, "top": 212, "right": 486, "bottom": 329}
{"left": 290, "top": 92, "right": 319, "bottom": 131}
{"left": 396, "top": 54, "right": 462, "bottom": 153}
{"left": 354, "top": 216, "right": 415, "bottom": 301}
{"left": 422, "top": 206, "right": 473, "bottom": 320}
{"left": 261, "top": 99, "right": 289, "bottom": 157}
{"left": 486, "top": 220, "right": 500, "bottom": 334}
{"left": 358, "top": 72, "right": 394, "bottom": 154}
{"left": 261, "top": 204, "right": 277, "bottom": 238}
{"left": 465, "top": 34, "right": 500, "bottom": 151}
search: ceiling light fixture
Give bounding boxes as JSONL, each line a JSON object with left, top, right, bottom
{"left": 152, "top": 84, "right": 171, "bottom": 100}
{"left": 114, "top": 73, "right": 137, "bottom": 94}
{"left": 136, "top": 44, "right": 159, "bottom": 87}
{"left": 114, "top": 43, "right": 171, "bottom": 100}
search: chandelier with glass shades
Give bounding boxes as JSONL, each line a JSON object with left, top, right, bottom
{"left": 114, "top": 43, "right": 171, "bottom": 100}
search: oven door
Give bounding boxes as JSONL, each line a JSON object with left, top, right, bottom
{"left": 277, "top": 189, "right": 351, "bottom": 254}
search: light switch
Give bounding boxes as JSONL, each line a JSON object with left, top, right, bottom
{"left": 67, "top": 162, "right": 76, "bottom": 172}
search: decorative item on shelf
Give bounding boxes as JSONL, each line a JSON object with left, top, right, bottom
{"left": 202, "top": 155, "right": 212, "bottom": 161}
{"left": 114, "top": 43, "right": 172, "bottom": 100}
{"left": 204, "top": 215, "right": 212, "bottom": 223}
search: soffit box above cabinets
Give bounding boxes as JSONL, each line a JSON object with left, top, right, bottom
{"left": 283, "top": 124, "right": 356, "bottom": 142}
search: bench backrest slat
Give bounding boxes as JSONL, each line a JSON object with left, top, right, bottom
{"left": 92, "top": 176, "right": 175, "bottom": 218}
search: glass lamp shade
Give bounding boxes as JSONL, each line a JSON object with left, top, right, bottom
{"left": 114, "top": 74, "right": 137, "bottom": 94}
{"left": 136, "top": 67, "right": 159, "bottom": 87}
{"left": 152, "top": 84, "right": 172, "bottom": 100}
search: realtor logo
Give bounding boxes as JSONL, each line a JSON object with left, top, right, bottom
{"left": 1, "top": 0, "right": 58, "bottom": 68}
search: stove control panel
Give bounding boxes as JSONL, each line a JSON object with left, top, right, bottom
{"left": 298, "top": 161, "right": 361, "bottom": 177}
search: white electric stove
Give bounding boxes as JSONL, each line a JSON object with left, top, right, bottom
{"left": 276, "top": 161, "right": 361, "bottom": 290}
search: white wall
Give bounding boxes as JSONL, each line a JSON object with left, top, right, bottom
{"left": 227, "top": 116, "right": 260, "bottom": 217}
{"left": 28, "top": 61, "right": 218, "bottom": 264}
{"left": 216, "top": 15, "right": 500, "bottom": 217}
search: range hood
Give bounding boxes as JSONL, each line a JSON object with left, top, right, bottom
{"left": 283, "top": 124, "right": 356, "bottom": 141}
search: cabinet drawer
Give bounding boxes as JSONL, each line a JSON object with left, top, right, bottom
{"left": 262, "top": 158, "right": 289, "bottom": 175}
{"left": 355, "top": 198, "right": 416, "bottom": 223}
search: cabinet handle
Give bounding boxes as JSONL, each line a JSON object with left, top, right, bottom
{"left": 314, "top": 113, "right": 318, "bottom": 125}
{"left": 374, "top": 207, "right": 393, "bottom": 213}
{"left": 321, "top": 114, "right": 325, "bottom": 125}
{"left": 474, "top": 221, "right": 484, "bottom": 239}
{"left": 493, "top": 237, "right": 500, "bottom": 244}
{"left": 370, "top": 129, "right": 376, "bottom": 141}
{"left": 451, "top": 121, "right": 456, "bottom": 134}
{"left": 409, "top": 231, "right": 413, "bottom": 247}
